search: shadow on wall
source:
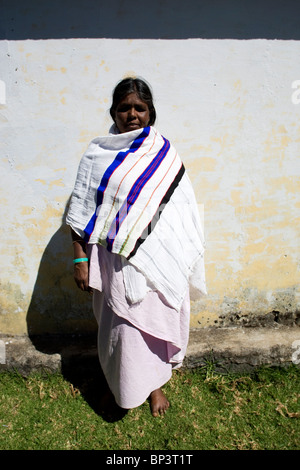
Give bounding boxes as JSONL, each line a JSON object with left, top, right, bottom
{"left": 26, "top": 201, "right": 127, "bottom": 421}
{"left": 26, "top": 199, "right": 97, "bottom": 350}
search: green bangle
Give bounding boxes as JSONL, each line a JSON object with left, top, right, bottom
{"left": 73, "top": 258, "right": 89, "bottom": 264}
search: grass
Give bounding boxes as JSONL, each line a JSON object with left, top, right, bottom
{"left": 0, "top": 364, "right": 299, "bottom": 451}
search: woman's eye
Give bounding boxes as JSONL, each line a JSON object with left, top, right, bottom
{"left": 117, "top": 106, "right": 129, "bottom": 113}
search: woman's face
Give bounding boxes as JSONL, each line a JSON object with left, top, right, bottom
{"left": 114, "top": 92, "right": 150, "bottom": 134}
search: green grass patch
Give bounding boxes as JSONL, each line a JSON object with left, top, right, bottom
{"left": 0, "top": 365, "right": 299, "bottom": 450}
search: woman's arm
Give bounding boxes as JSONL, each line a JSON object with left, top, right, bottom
{"left": 71, "top": 228, "right": 92, "bottom": 293}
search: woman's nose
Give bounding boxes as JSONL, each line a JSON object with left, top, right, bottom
{"left": 128, "top": 107, "right": 137, "bottom": 118}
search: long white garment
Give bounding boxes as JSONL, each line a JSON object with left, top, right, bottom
{"left": 89, "top": 244, "right": 191, "bottom": 409}
{"left": 93, "top": 292, "right": 173, "bottom": 409}
{"left": 66, "top": 126, "right": 206, "bottom": 312}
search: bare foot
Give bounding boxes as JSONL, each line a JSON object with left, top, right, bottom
{"left": 149, "top": 388, "right": 170, "bottom": 417}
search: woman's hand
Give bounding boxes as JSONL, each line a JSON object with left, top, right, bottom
{"left": 73, "top": 261, "right": 93, "bottom": 293}
{"left": 71, "top": 228, "right": 93, "bottom": 293}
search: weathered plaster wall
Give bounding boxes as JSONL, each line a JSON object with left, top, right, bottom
{"left": 1, "top": 37, "right": 299, "bottom": 335}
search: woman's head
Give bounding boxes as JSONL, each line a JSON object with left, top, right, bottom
{"left": 110, "top": 77, "right": 156, "bottom": 133}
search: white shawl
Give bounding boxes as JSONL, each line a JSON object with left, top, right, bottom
{"left": 66, "top": 126, "right": 206, "bottom": 311}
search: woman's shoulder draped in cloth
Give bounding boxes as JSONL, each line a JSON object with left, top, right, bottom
{"left": 66, "top": 126, "right": 207, "bottom": 311}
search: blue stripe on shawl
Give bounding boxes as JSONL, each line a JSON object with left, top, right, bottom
{"left": 106, "top": 137, "right": 170, "bottom": 251}
{"left": 83, "top": 126, "right": 151, "bottom": 242}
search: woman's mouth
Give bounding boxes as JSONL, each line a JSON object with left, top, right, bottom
{"left": 126, "top": 121, "right": 140, "bottom": 129}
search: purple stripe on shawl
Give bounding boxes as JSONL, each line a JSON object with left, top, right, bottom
{"left": 83, "top": 127, "right": 150, "bottom": 242}
{"left": 106, "top": 137, "right": 170, "bottom": 251}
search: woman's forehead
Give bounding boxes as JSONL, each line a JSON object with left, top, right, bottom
{"left": 117, "top": 92, "right": 148, "bottom": 106}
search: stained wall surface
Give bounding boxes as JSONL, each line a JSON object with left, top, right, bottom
{"left": 0, "top": 1, "right": 299, "bottom": 335}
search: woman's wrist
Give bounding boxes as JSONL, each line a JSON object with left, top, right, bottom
{"left": 73, "top": 257, "right": 89, "bottom": 264}
{"left": 71, "top": 230, "right": 88, "bottom": 259}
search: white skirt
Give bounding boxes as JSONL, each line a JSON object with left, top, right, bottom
{"left": 89, "top": 244, "right": 190, "bottom": 409}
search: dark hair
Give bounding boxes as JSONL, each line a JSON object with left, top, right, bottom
{"left": 110, "top": 77, "right": 156, "bottom": 126}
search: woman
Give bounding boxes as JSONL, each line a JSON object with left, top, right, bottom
{"left": 66, "top": 77, "right": 206, "bottom": 417}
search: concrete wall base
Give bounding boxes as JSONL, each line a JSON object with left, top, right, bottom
{"left": 1, "top": 326, "right": 299, "bottom": 377}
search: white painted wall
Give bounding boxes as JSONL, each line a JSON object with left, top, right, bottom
{"left": 0, "top": 38, "right": 299, "bottom": 334}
